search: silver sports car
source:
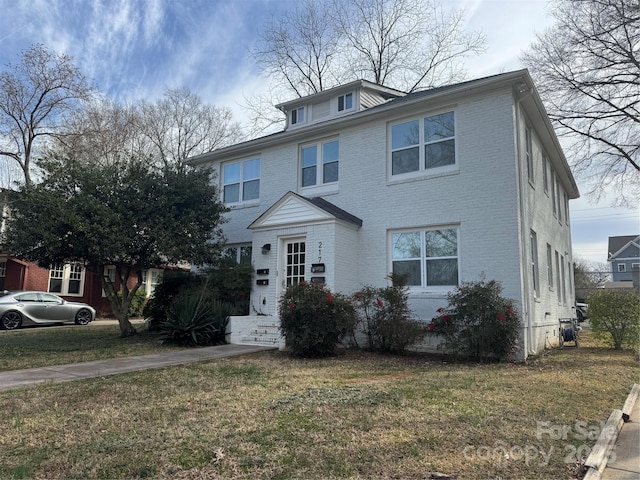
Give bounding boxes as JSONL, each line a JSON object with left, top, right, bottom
{"left": 0, "top": 291, "right": 96, "bottom": 330}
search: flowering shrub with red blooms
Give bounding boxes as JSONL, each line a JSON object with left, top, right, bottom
{"left": 428, "top": 279, "right": 521, "bottom": 361}
{"left": 352, "top": 273, "right": 428, "bottom": 354}
{"left": 279, "top": 282, "right": 356, "bottom": 357}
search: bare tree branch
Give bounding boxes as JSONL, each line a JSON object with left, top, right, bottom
{"left": 522, "top": 0, "right": 640, "bottom": 207}
{"left": 0, "top": 44, "right": 94, "bottom": 186}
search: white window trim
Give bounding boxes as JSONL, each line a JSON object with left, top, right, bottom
{"left": 300, "top": 138, "right": 339, "bottom": 194}
{"left": 530, "top": 231, "right": 539, "bottom": 298}
{"left": 388, "top": 109, "right": 458, "bottom": 182}
{"left": 224, "top": 244, "right": 253, "bottom": 265}
{"left": 389, "top": 225, "right": 460, "bottom": 292}
{"left": 222, "top": 158, "right": 260, "bottom": 207}
{"left": 291, "top": 107, "right": 306, "bottom": 126}
{"left": 102, "top": 265, "right": 117, "bottom": 297}
{"left": 525, "top": 125, "right": 534, "bottom": 186}
{"left": 141, "top": 269, "right": 163, "bottom": 298}
{"left": 337, "top": 92, "right": 354, "bottom": 113}
{"left": 618, "top": 263, "right": 627, "bottom": 272}
{"left": 48, "top": 263, "right": 86, "bottom": 297}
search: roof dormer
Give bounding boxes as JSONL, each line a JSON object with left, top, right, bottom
{"left": 277, "top": 80, "right": 405, "bottom": 131}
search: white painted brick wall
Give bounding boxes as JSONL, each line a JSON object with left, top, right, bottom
{"left": 206, "top": 85, "right": 575, "bottom": 358}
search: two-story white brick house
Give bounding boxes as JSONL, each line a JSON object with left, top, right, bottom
{"left": 188, "top": 70, "right": 579, "bottom": 360}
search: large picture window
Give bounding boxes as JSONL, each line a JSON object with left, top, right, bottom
{"left": 223, "top": 158, "right": 260, "bottom": 205}
{"left": 391, "top": 111, "right": 455, "bottom": 176}
{"left": 49, "top": 264, "right": 85, "bottom": 296}
{"left": 301, "top": 139, "right": 339, "bottom": 188}
{"left": 391, "top": 227, "right": 458, "bottom": 287}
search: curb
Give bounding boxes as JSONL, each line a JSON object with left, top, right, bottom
{"left": 583, "top": 383, "right": 640, "bottom": 479}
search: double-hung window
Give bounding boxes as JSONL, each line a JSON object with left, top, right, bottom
{"left": 301, "top": 139, "right": 339, "bottom": 188}
{"left": 391, "top": 227, "right": 459, "bottom": 287}
{"left": 338, "top": 93, "right": 353, "bottom": 112}
{"left": 49, "top": 263, "right": 85, "bottom": 296}
{"left": 223, "top": 244, "right": 253, "bottom": 265}
{"left": 391, "top": 111, "right": 455, "bottom": 176}
{"left": 223, "top": 158, "right": 260, "bottom": 205}
{"left": 530, "top": 230, "right": 539, "bottom": 298}
{"left": 525, "top": 126, "right": 534, "bottom": 184}
{"left": 291, "top": 107, "right": 305, "bottom": 125}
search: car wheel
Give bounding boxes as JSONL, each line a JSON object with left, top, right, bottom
{"left": 1, "top": 311, "right": 22, "bottom": 330}
{"left": 75, "top": 308, "right": 93, "bottom": 325}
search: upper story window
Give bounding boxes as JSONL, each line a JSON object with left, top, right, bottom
{"left": 525, "top": 126, "right": 534, "bottom": 184}
{"left": 49, "top": 263, "right": 85, "bottom": 296}
{"left": 542, "top": 154, "right": 549, "bottom": 193}
{"left": 301, "top": 139, "right": 339, "bottom": 188}
{"left": 391, "top": 227, "right": 458, "bottom": 288}
{"left": 223, "top": 158, "right": 260, "bottom": 205}
{"left": 338, "top": 93, "right": 353, "bottom": 112}
{"left": 390, "top": 111, "right": 455, "bottom": 176}
{"left": 291, "top": 107, "right": 305, "bottom": 125}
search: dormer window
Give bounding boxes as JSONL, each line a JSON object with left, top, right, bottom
{"left": 291, "top": 107, "right": 305, "bottom": 125}
{"left": 338, "top": 93, "right": 353, "bottom": 112}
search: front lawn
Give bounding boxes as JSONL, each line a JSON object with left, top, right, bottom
{"left": 0, "top": 329, "right": 637, "bottom": 479}
{"left": 0, "top": 323, "right": 183, "bottom": 371}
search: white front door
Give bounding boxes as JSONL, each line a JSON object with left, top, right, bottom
{"left": 280, "top": 237, "right": 306, "bottom": 292}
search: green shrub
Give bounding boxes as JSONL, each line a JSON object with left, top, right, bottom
{"left": 587, "top": 289, "right": 640, "bottom": 350}
{"left": 429, "top": 279, "right": 520, "bottom": 361}
{"left": 117, "top": 288, "right": 147, "bottom": 317}
{"left": 203, "top": 258, "right": 253, "bottom": 315}
{"left": 143, "top": 272, "right": 200, "bottom": 331}
{"left": 159, "top": 291, "right": 235, "bottom": 346}
{"left": 143, "top": 262, "right": 252, "bottom": 332}
{"left": 279, "top": 282, "right": 357, "bottom": 357}
{"left": 353, "top": 274, "right": 428, "bottom": 354}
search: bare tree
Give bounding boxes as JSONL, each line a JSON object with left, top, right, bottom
{"left": 59, "top": 97, "right": 143, "bottom": 167}
{"left": 252, "top": 0, "right": 343, "bottom": 97}
{"left": 139, "top": 88, "right": 244, "bottom": 166}
{"left": 336, "top": 0, "right": 484, "bottom": 92}
{"left": 574, "top": 257, "right": 612, "bottom": 302}
{"left": 0, "top": 44, "right": 93, "bottom": 186}
{"left": 55, "top": 88, "right": 243, "bottom": 168}
{"left": 248, "top": 0, "right": 484, "bottom": 133}
{"left": 522, "top": 0, "right": 640, "bottom": 207}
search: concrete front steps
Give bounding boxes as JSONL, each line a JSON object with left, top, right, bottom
{"left": 227, "top": 316, "right": 283, "bottom": 348}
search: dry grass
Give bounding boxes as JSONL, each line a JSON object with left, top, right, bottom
{"left": 0, "top": 329, "right": 637, "bottom": 479}
{"left": 0, "top": 323, "right": 183, "bottom": 372}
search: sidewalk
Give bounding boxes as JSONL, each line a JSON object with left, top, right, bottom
{"left": 601, "top": 390, "right": 640, "bottom": 480}
{"left": 0, "top": 343, "right": 276, "bottom": 391}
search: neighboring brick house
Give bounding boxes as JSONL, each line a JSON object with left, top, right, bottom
{"left": 188, "top": 70, "right": 579, "bottom": 360}
{"left": 607, "top": 235, "right": 640, "bottom": 285}
{"left": 0, "top": 255, "right": 167, "bottom": 316}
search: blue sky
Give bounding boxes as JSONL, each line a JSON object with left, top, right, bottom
{"left": 1, "top": 0, "right": 637, "bottom": 265}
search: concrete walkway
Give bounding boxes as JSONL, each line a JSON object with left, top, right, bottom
{"left": 601, "top": 389, "right": 640, "bottom": 480}
{"left": 0, "top": 344, "right": 276, "bottom": 391}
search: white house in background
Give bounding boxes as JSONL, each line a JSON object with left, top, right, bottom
{"left": 188, "top": 70, "right": 580, "bottom": 360}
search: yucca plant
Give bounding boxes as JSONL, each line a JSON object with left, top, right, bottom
{"left": 160, "top": 291, "right": 235, "bottom": 346}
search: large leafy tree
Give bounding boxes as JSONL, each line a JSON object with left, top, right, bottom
{"left": 4, "top": 156, "right": 227, "bottom": 336}
{"left": 0, "top": 44, "right": 94, "bottom": 187}
{"left": 522, "top": 0, "right": 640, "bottom": 206}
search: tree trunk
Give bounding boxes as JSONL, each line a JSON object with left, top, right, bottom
{"left": 116, "top": 313, "right": 137, "bottom": 337}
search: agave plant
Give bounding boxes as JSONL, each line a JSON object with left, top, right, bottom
{"left": 160, "top": 291, "right": 235, "bottom": 346}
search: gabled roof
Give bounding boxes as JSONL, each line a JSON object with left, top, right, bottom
{"left": 248, "top": 191, "right": 362, "bottom": 231}
{"left": 608, "top": 235, "right": 640, "bottom": 260}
